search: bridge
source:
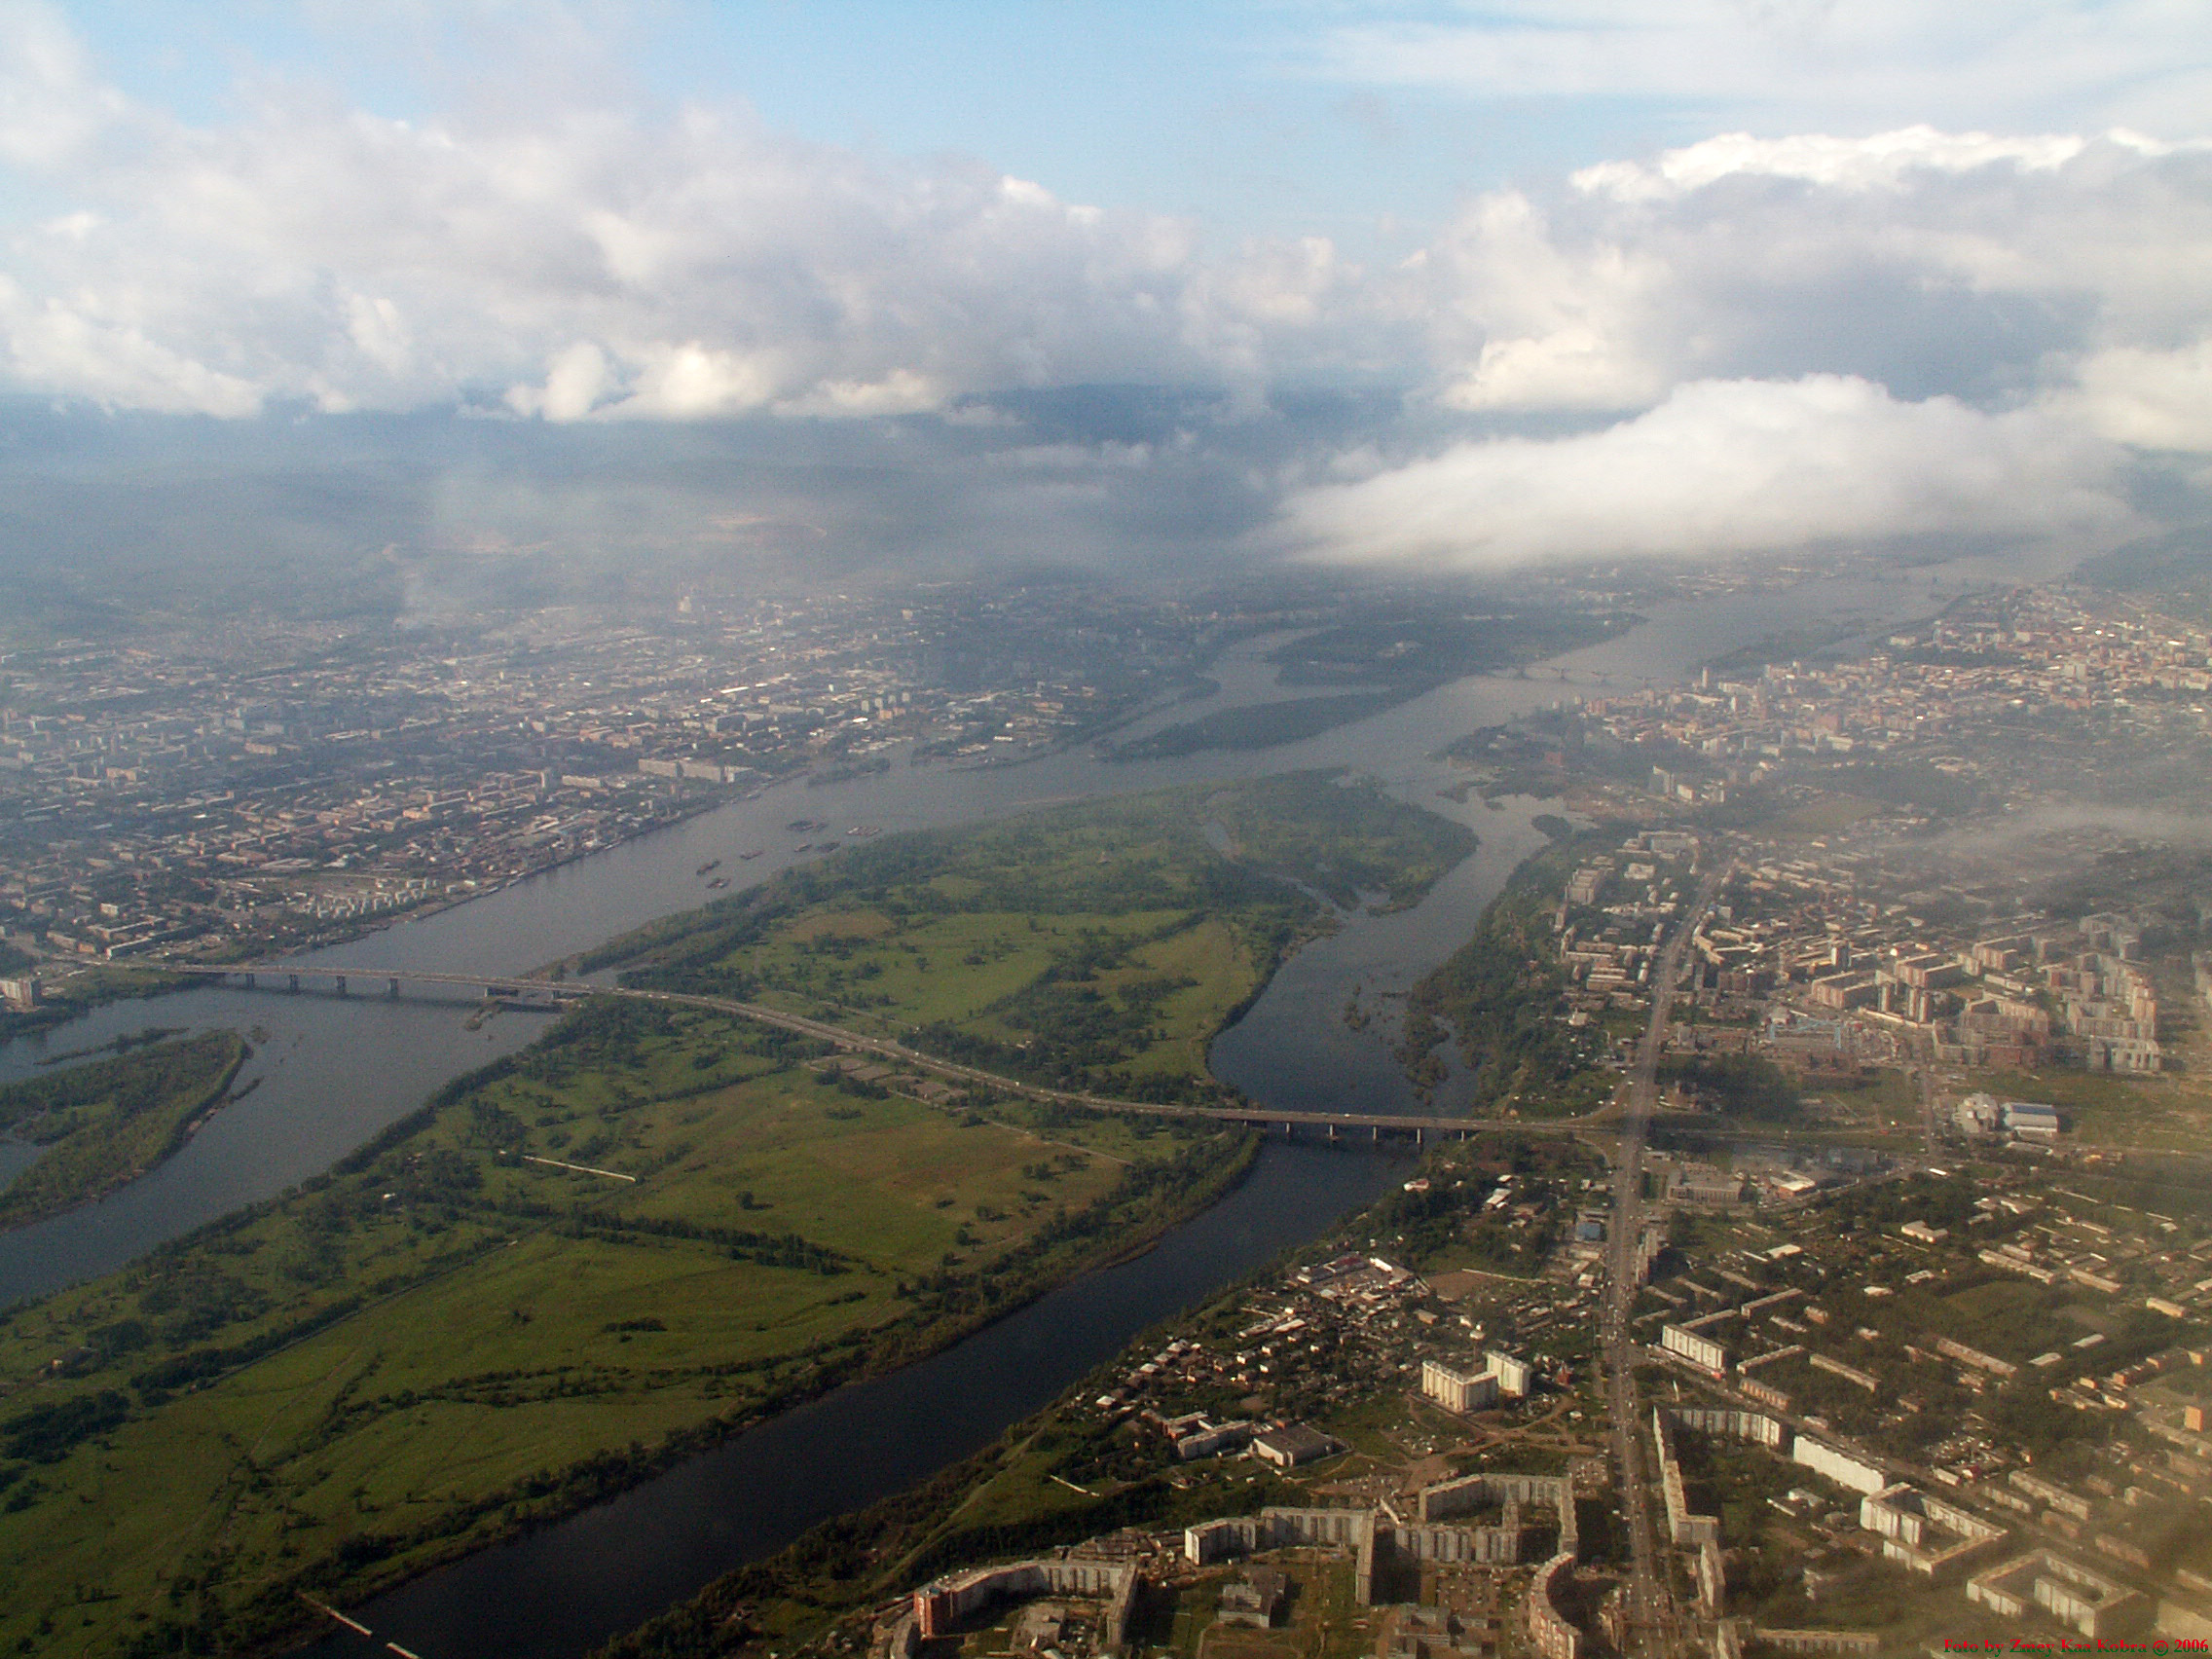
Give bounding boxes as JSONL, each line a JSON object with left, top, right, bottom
{"left": 147, "top": 961, "right": 592, "bottom": 1006}
{"left": 117, "top": 961, "right": 1610, "bottom": 1144}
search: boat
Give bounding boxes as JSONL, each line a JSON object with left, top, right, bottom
{"left": 737, "top": 848, "right": 764, "bottom": 860}
{"left": 696, "top": 859, "right": 721, "bottom": 875}
{"left": 785, "top": 818, "right": 827, "bottom": 833}
{"left": 706, "top": 876, "right": 730, "bottom": 889}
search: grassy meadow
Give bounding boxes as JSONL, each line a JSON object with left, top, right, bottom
{"left": 601, "top": 772, "right": 1476, "bottom": 1100}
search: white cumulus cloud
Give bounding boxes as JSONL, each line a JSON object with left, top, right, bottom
{"left": 2051, "top": 339, "right": 2212, "bottom": 452}
{"left": 3, "top": 5, "right": 2210, "bottom": 579}
{"left": 1282, "top": 375, "right": 2131, "bottom": 568}
{"left": 0, "top": 8, "right": 1353, "bottom": 421}
{"left": 1402, "top": 127, "right": 2212, "bottom": 417}
{"left": 1289, "top": 123, "right": 2212, "bottom": 572}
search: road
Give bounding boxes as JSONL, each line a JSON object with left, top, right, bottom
{"left": 122, "top": 961, "right": 1606, "bottom": 1142}
{"left": 129, "top": 960, "right": 1849, "bottom": 1159}
{"left": 1602, "top": 865, "right": 1725, "bottom": 1656}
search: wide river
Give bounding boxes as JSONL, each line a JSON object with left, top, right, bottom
{"left": 0, "top": 571, "right": 1951, "bottom": 1659}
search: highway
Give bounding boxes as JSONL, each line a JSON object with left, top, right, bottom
{"left": 1602, "top": 866, "right": 1725, "bottom": 1657}
{"left": 119, "top": 961, "right": 1608, "bottom": 1142}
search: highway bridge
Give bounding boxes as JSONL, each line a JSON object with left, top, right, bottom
{"left": 145, "top": 961, "right": 591, "bottom": 1005}
{"left": 118, "top": 961, "right": 1607, "bottom": 1144}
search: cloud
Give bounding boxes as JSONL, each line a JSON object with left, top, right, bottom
{"left": 1281, "top": 375, "right": 2130, "bottom": 568}
{"left": 2052, "top": 339, "right": 2212, "bottom": 452}
{"left": 1401, "top": 128, "right": 2212, "bottom": 416}
{"left": 1304, "top": 1, "right": 2212, "bottom": 137}
{"left": 0, "top": 7, "right": 1347, "bottom": 421}
{"left": 1566, "top": 125, "right": 2141, "bottom": 200}
{"left": 1274, "top": 124, "right": 2210, "bottom": 570}
{"left": 1, "top": 5, "right": 2209, "bottom": 582}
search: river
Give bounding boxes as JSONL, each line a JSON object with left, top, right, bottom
{"left": 0, "top": 568, "right": 1952, "bottom": 1657}
{"left": 304, "top": 1142, "right": 1401, "bottom": 1659}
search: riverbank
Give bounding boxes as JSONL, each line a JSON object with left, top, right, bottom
{"left": 297, "top": 1138, "right": 1406, "bottom": 1659}
{"left": 0, "top": 784, "right": 769, "bottom": 1045}
{"left": 1398, "top": 829, "right": 1620, "bottom": 1115}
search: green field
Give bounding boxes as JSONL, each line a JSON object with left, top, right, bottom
{"left": 0, "top": 1030, "right": 245, "bottom": 1230}
{"left": 0, "top": 999, "right": 1254, "bottom": 1656}
{"left": 598, "top": 773, "right": 1475, "bottom": 1100}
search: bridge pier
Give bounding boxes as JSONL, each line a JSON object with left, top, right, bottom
{"left": 1371, "top": 1124, "right": 1380, "bottom": 1142}
{"left": 334, "top": 975, "right": 347, "bottom": 997}
{"left": 287, "top": 974, "right": 300, "bottom": 994}
{"left": 241, "top": 972, "right": 254, "bottom": 989}
{"left": 387, "top": 977, "right": 399, "bottom": 999}
{"left": 1327, "top": 1124, "right": 1336, "bottom": 1141}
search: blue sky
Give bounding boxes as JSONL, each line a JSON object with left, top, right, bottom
{"left": 35, "top": 2, "right": 1640, "bottom": 253}
{"left": 45, "top": 1, "right": 2209, "bottom": 250}
{"left": 2, "top": 1, "right": 2209, "bottom": 576}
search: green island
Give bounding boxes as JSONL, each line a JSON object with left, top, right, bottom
{"left": 595, "top": 772, "right": 1474, "bottom": 1103}
{"left": 1396, "top": 830, "right": 1614, "bottom": 1117}
{"left": 0, "top": 773, "right": 1473, "bottom": 1658}
{"left": 0, "top": 1031, "right": 247, "bottom": 1231}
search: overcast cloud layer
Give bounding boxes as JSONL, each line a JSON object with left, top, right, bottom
{"left": 1, "top": 1, "right": 2208, "bottom": 580}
